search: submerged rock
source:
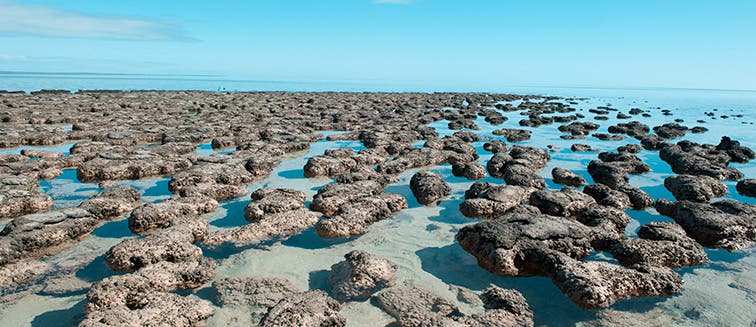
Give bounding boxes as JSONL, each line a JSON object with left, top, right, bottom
{"left": 203, "top": 208, "right": 319, "bottom": 247}
{"left": 373, "top": 286, "right": 461, "bottom": 327}
{"left": 328, "top": 250, "right": 397, "bottom": 301}
{"left": 259, "top": 290, "right": 345, "bottom": 327}
{"left": 213, "top": 276, "right": 301, "bottom": 308}
{"left": 409, "top": 171, "right": 451, "bottom": 205}
{"left": 374, "top": 285, "right": 534, "bottom": 327}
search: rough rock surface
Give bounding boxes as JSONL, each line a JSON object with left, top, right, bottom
{"left": 459, "top": 182, "right": 535, "bottom": 219}
{"left": 374, "top": 285, "right": 535, "bottom": 327}
{"left": 373, "top": 286, "right": 461, "bottom": 327}
{"left": 545, "top": 252, "right": 683, "bottom": 309}
{"left": 0, "top": 174, "right": 53, "bottom": 219}
{"left": 529, "top": 187, "right": 597, "bottom": 217}
{"left": 409, "top": 171, "right": 451, "bottom": 205}
{"left": 259, "top": 290, "right": 345, "bottom": 327}
{"left": 80, "top": 292, "right": 215, "bottom": 327}
{"left": 664, "top": 174, "right": 728, "bottom": 202}
{"left": 602, "top": 222, "right": 707, "bottom": 268}
{"left": 328, "top": 250, "right": 397, "bottom": 301}
{"left": 316, "top": 192, "right": 407, "bottom": 238}
{"left": 655, "top": 199, "right": 756, "bottom": 251}
{"left": 456, "top": 210, "right": 600, "bottom": 276}
{"left": 551, "top": 167, "right": 586, "bottom": 186}
{"left": 0, "top": 187, "right": 140, "bottom": 266}
{"left": 311, "top": 180, "right": 384, "bottom": 217}
{"left": 128, "top": 196, "right": 218, "bottom": 234}
{"left": 659, "top": 139, "right": 748, "bottom": 180}
{"left": 245, "top": 188, "right": 307, "bottom": 222}
{"left": 203, "top": 208, "right": 319, "bottom": 247}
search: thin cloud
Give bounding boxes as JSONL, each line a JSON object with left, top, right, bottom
{"left": 374, "top": 0, "right": 414, "bottom": 4}
{"left": 0, "top": 0, "right": 195, "bottom": 41}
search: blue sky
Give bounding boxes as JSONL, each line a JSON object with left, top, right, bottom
{"left": 1, "top": 0, "right": 755, "bottom": 90}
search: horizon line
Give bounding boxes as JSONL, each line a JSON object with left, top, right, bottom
{"left": 1, "top": 70, "right": 755, "bottom": 93}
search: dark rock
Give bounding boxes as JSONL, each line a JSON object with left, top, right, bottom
{"left": 664, "top": 174, "right": 728, "bottom": 202}
{"left": 655, "top": 199, "right": 755, "bottom": 251}
{"left": 736, "top": 179, "right": 756, "bottom": 197}
{"left": 451, "top": 161, "right": 487, "bottom": 180}
{"left": 551, "top": 167, "right": 586, "bottom": 186}
{"left": 529, "top": 188, "right": 596, "bottom": 217}
{"left": 492, "top": 128, "right": 531, "bottom": 142}
{"left": 603, "top": 222, "right": 707, "bottom": 268}
{"left": 459, "top": 183, "right": 535, "bottom": 219}
{"left": 409, "top": 171, "right": 451, "bottom": 205}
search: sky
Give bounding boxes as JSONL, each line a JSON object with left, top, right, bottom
{"left": 0, "top": 0, "right": 755, "bottom": 90}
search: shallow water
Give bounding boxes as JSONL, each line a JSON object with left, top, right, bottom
{"left": 1, "top": 89, "right": 755, "bottom": 326}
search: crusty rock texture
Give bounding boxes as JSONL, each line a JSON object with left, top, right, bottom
{"left": 459, "top": 182, "right": 536, "bottom": 219}
{"left": 259, "top": 290, "right": 345, "bottom": 327}
{"left": 737, "top": 178, "right": 756, "bottom": 197}
{"left": 128, "top": 196, "right": 218, "bottom": 234}
{"left": 328, "top": 250, "right": 397, "bottom": 301}
{"left": 655, "top": 199, "right": 756, "bottom": 251}
{"left": 203, "top": 188, "right": 319, "bottom": 247}
{"left": 373, "top": 286, "right": 534, "bottom": 327}
{"left": 551, "top": 167, "right": 586, "bottom": 186}
{"left": 409, "top": 171, "right": 451, "bottom": 205}
{"left": 0, "top": 187, "right": 140, "bottom": 269}
{"left": 664, "top": 174, "right": 728, "bottom": 202}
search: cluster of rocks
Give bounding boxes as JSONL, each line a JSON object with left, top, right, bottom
{"left": 584, "top": 145, "right": 654, "bottom": 210}
{"left": 409, "top": 171, "right": 451, "bottom": 205}
{"left": 312, "top": 180, "right": 407, "bottom": 238}
{"left": 0, "top": 174, "right": 53, "bottom": 219}
{"left": 456, "top": 205, "right": 696, "bottom": 309}
{"left": 659, "top": 137, "right": 753, "bottom": 181}
{"left": 211, "top": 251, "right": 396, "bottom": 325}
{"left": 487, "top": 145, "right": 551, "bottom": 189}
{"left": 82, "top": 193, "right": 219, "bottom": 325}
{"left": 0, "top": 186, "right": 140, "bottom": 296}
{"left": 374, "top": 285, "right": 534, "bottom": 326}
{"left": 202, "top": 188, "right": 320, "bottom": 247}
